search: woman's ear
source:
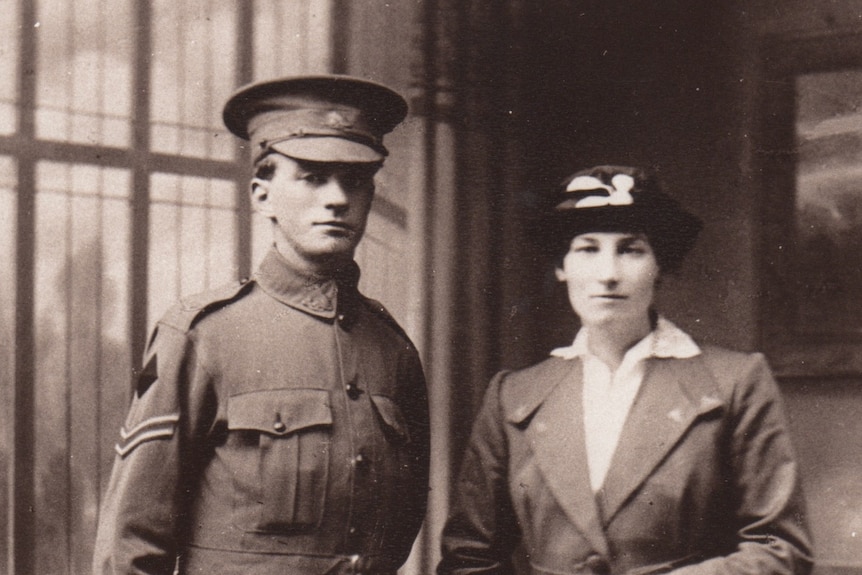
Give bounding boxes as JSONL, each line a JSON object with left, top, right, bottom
{"left": 554, "top": 267, "right": 567, "bottom": 282}
{"left": 250, "top": 178, "right": 273, "bottom": 218}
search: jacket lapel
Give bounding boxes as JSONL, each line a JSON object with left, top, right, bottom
{"left": 597, "top": 356, "right": 724, "bottom": 524}
{"left": 520, "top": 359, "right": 610, "bottom": 556}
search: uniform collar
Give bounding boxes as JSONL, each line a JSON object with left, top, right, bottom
{"left": 253, "top": 246, "right": 361, "bottom": 319}
{"left": 550, "top": 315, "right": 701, "bottom": 361}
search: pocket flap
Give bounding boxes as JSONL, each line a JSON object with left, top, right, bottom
{"left": 370, "top": 394, "right": 410, "bottom": 442}
{"left": 228, "top": 388, "right": 332, "bottom": 436}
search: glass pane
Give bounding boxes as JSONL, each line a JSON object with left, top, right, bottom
{"left": 0, "top": 2, "right": 20, "bottom": 134}
{"left": 150, "top": 0, "right": 238, "bottom": 160}
{"left": 34, "top": 161, "right": 132, "bottom": 573}
{"left": 35, "top": 0, "right": 133, "bottom": 147}
{"left": 253, "top": 0, "right": 332, "bottom": 79}
{"left": 0, "top": 156, "right": 16, "bottom": 572}
{"left": 148, "top": 172, "right": 239, "bottom": 328}
{"left": 356, "top": 211, "right": 410, "bottom": 323}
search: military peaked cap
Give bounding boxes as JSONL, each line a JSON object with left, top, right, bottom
{"left": 223, "top": 74, "right": 408, "bottom": 163}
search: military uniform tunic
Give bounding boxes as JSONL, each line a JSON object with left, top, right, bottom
{"left": 93, "top": 248, "right": 430, "bottom": 575}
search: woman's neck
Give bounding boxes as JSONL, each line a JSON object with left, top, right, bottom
{"left": 585, "top": 316, "right": 653, "bottom": 371}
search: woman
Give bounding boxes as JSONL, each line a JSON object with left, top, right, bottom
{"left": 438, "top": 165, "right": 812, "bottom": 575}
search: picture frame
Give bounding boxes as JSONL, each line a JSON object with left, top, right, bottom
{"left": 758, "top": 32, "right": 862, "bottom": 378}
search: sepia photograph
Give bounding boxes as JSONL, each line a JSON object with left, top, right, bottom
{"left": 1, "top": 1, "right": 861, "bottom": 574}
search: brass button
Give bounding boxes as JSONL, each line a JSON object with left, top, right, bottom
{"left": 353, "top": 452, "right": 370, "bottom": 467}
{"left": 273, "top": 420, "right": 286, "bottom": 433}
{"left": 345, "top": 382, "right": 362, "bottom": 400}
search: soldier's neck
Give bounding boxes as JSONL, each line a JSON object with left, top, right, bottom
{"left": 272, "top": 242, "right": 354, "bottom": 281}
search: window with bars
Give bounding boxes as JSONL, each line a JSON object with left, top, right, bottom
{"left": 0, "top": 2, "right": 390, "bottom": 573}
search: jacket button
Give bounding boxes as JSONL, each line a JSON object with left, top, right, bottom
{"left": 353, "top": 453, "right": 370, "bottom": 467}
{"left": 345, "top": 382, "right": 362, "bottom": 399}
{"left": 273, "top": 421, "right": 286, "bottom": 433}
{"left": 585, "top": 554, "right": 610, "bottom": 575}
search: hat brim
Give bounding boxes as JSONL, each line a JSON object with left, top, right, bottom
{"left": 268, "top": 136, "right": 385, "bottom": 163}
{"left": 550, "top": 203, "right": 701, "bottom": 241}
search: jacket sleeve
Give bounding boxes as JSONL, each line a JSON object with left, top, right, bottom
{"left": 670, "top": 353, "right": 813, "bottom": 575}
{"left": 438, "top": 371, "right": 521, "bottom": 575}
{"left": 92, "top": 322, "right": 212, "bottom": 575}
{"left": 389, "top": 348, "right": 432, "bottom": 569}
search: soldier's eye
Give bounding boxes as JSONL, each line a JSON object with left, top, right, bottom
{"left": 301, "top": 173, "right": 327, "bottom": 185}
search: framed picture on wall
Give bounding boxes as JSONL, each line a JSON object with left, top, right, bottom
{"left": 758, "top": 33, "right": 862, "bottom": 378}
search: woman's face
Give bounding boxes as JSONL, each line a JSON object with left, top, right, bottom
{"left": 555, "top": 231, "right": 660, "bottom": 329}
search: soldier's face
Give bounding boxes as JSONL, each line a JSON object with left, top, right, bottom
{"left": 252, "top": 153, "right": 379, "bottom": 266}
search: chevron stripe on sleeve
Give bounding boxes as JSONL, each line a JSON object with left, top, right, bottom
{"left": 115, "top": 414, "right": 180, "bottom": 457}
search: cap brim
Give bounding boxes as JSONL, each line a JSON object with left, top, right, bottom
{"left": 269, "top": 137, "right": 385, "bottom": 163}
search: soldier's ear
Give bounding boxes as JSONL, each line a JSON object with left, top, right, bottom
{"left": 250, "top": 178, "right": 274, "bottom": 218}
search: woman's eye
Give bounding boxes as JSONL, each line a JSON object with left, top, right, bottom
{"left": 573, "top": 245, "right": 598, "bottom": 253}
{"left": 620, "top": 244, "right": 648, "bottom": 255}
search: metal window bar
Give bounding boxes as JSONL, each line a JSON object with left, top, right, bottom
{"left": 12, "top": 1, "right": 38, "bottom": 573}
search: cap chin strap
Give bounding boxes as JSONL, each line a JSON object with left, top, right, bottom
{"left": 254, "top": 135, "right": 389, "bottom": 164}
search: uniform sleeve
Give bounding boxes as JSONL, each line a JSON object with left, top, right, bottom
{"left": 438, "top": 372, "right": 521, "bottom": 575}
{"left": 671, "top": 353, "right": 813, "bottom": 575}
{"left": 389, "top": 349, "right": 432, "bottom": 569}
{"left": 92, "top": 323, "right": 213, "bottom": 575}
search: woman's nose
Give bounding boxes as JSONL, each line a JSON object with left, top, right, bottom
{"left": 594, "top": 253, "right": 620, "bottom": 283}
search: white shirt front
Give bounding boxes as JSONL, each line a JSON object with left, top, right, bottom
{"left": 550, "top": 316, "right": 701, "bottom": 492}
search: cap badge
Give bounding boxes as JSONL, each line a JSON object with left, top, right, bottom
{"left": 325, "top": 110, "right": 354, "bottom": 130}
{"left": 566, "top": 173, "right": 636, "bottom": 208}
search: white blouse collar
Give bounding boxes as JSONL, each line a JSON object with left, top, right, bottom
{"left": 550, "top": 315, "right": 701, "bottom": 361}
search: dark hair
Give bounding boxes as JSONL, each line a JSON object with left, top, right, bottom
{"left": 549, "top": 225, "right": 694, "bottom": 274}
{"left": 253, "top": 153, "right": 278, "bottom": 181}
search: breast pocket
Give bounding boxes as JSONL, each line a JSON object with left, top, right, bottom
{"left": 227, "top": 388, "right": 332, "bottom": 533}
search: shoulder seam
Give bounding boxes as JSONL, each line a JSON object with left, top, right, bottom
{"left": 159, "top": 279, "right": 254, "bottom": 333}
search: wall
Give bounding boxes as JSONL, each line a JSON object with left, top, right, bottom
{"left": 517, "top": 0, "right": 757, "bottom": 356}
{"left": 749, "top": 4, "right": 862, "bottom": 573}
{"left": 784, "top": 379, "right": 862, "bottom": 572}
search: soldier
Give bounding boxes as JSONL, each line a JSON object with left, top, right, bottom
{"left": 93, "top": 75, "right": 429, "bottom": 575}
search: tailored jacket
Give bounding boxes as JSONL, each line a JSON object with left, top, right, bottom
{"left": 439, "top": 346, "right": 812, "bottom": 575}
{"left": 93, "top": 248, "right": 430, "bottom": 575}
